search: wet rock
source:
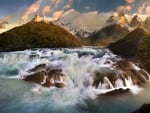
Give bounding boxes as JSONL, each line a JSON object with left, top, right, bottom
{"left": 28, "top": 64, "right": 47, "bottom": 72}
{"left": 99, "top": 88, "right": 130, "bottom": 96}
{"left": 92, "top": 60, "right": 150, "bottom": 90}
{"left": 132, "top": 103, "right": 150, "bottom": 113}
{"left": 78, "top": 51, "right": 95, "bottom": 58}
{"left": 23, "top": 64, "right": 67, "bottom": 88}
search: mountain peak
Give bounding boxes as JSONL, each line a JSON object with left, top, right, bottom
{"left": 32, "top": 14, "right": 53, "bottom": 24}
{"left": 0, "top": 21, "right": 80, "bottom": 52}
{"left": 130, "top": 15, "right": 142, "bottom": 28}
{"left": 106, "top": 12, "right": 129, "bottom": 27}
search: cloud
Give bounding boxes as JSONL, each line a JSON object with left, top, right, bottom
{"left": 0, "top": 18, "right": 8, "bottom": 29}
{"left": 60, "top": 9, "right": 112, "bottom": 32}
{"left": 115, "top": 0, "right": 135, "bottom": 13}
{"left": 53, "top": 11, "right": 65, "bottom": 20}
{"left": 52, "top": 0, "right": 74, "bottom": 20}
{"left": 137, "top": 3, "right": 145, "bottom": 14}
{"left": 20, "top": 0, "right": 75, "bottom": 21}
{"left": 43, "top": 6, "right": 51, "bottom": 17}
{"left": 62, "top": 0, "right": 73, "bottom": 10}
{"left": 84, "top": 6, "right": 90, "bottom": 11}
{"left": 21, "top": 0, "right": 43, "bottom": 22}
{"left": 125, "top": 0, "right": 135, "bottom": 4}
{"left": 116, "top": 5, "right": 132, "bottom": 13}
{"left": 54, "top": 0, "right": 61, "bottom": 6}
{"left": 146, "top": 5, "right": 150, "bottom": 14}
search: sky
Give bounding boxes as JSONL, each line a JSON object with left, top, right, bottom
{"left": 0, "top": 0, "right": 150, "bottom": 33}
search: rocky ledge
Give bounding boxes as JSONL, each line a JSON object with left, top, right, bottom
{"left": 22, "top": 64, "right": 68, "bottom": 88}
{"left": 92, "top": 60, "right": 150, "bottom": 90}
{"left": 22, "top": 59, "right": 150, "bottom": 96}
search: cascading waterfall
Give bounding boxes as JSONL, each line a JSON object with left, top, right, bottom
{"left": 0, "top": 48, "right": 150, "bottom": 113}
{"left": 0, "top": 48, "right": 150, "bottom": 99}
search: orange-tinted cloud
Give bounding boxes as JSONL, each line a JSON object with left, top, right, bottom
{"left": 21, "top": 0, "right": 42, "bottom": 22}
{"left": 43, "top": 6, "right": 51, "bottom": 17}
{"left": 146, "top": 5, "right": 150, "bottom": 14}
{"left": 137, "top": 3, "right": 145, "bottom": 14}
{"left": 117, "top": 5, "right": 132, "bottom": 12}
{"left": 126, "top": 0, "right": 135, "bottom": 4}
{"left": 53, "top": 11, "right": 64, "bottom": 20}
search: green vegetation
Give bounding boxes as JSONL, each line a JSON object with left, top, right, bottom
{"left": 0, "top": 21, "right": 81, "bottom": 51}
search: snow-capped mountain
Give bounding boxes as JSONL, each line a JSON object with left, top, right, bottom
{"left": 31, "top": 14, "right": 92, "bottom": 38}
{"left": 143, "top": 16, "right": 150, "bottom": 31}
{"left": 106, "top": 13, "right": 129, "bottom": 28}
{"left": 31, "top": 12, "right": 150, "bottom": 39}
{"left": 52, "top": 19, "right": 94, "bottom": 38}
{"left": 129, "top": 15, "right": 142, "bottom": 28}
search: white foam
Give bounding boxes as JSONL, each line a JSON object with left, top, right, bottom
{"left": 0, "top": 48, "right": 149, "bottom": 101}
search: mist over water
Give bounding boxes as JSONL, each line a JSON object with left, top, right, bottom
{"left": 0, "top": 48, "right": 150, "bottom": 113}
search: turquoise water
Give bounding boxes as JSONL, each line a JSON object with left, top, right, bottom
{"left": 0, "top": 48, "right": 150, "bottom": 113}
{"left": 0, "top": 78, "right": 150, "bottom": 113}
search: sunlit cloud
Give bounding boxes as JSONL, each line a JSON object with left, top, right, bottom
{"left": 53, "top": 11, "right": 64, "bottom": 20}
{"left": 117, "top": 5, "right": 132, "bottom": 13}
{"left": 146, "top": 5, "right": 150, "bottom": 14}
{"left": 0, "top": 17, "right": 8, "bottom": 29}
{"left": 137, "top": 3, "right": 145, "bottom": 14}
{"left": 43, "top": 6, "right": 51, "bottom": 17}
{"left": 125, "top": 0, "right": 135, "bottom": 4}
{"left": 60, "top": 9, "right": 112, "bottom": 32}
{"left": 21, "top": 0, "right": 43, "bottom": 22}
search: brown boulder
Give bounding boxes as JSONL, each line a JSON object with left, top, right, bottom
{"left": 23, "top": 64, "right": 67, "bottom": 88}
{"left": 92, "top": 60, "right": 150, "bottom": 90}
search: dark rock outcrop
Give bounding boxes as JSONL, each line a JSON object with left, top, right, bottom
{"left": 109, "top": 28, "right": 150, "bottom": 73}
{"left": 92, "top": 60, "right": 150, "bottom": 89}
{"left": 23, "top": 64, "right": 67, "bottom": 88}
{"left": 132, "top": 103, "right": 150, "bottom": 113}
{"left": 109, "top": 28, "right": 147, "bottom": 57}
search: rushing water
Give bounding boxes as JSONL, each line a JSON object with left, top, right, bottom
{"left": 0, "top": 48, "right": 150, "bottom": 113}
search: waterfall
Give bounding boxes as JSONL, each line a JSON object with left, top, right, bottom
{"left": 125, "top": 77, "right": 134, "bottom": 87}
{"left": 103, "top": 77, "right": 114, "bottom": 89}
{"left": 142, "top": 69, "right": 150, "bottom": 81}
{"left": 115, "top": 78, "right": 124, "bottom": 88}
{"left": 0, "top": 48, "right": 149, "bottom": 99}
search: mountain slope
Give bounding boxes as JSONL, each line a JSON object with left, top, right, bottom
{"left": 89, "top": 24, "right": 130, "bottom": 45}
{"left": 109, "top": 28, "right": 150, "bottom": 72}
{"left": 109, "top": 28, "right": 147, "bottom": 57}
{"left": 129, "top": 15, "right": 142, "bottom": 28}
{"left": 0, "top": 21, "right": 81, "bottom": 52}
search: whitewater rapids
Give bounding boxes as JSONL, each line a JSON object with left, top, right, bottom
{"left": 0, "top": 47, "right": 150, "bottom": 113}
{"left": 0, "top": 48, "right": 148, "bottom": 97}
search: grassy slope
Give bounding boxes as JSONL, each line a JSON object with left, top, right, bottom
{"left": 0, "top": 21, "right": 81, "bottom": 51}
